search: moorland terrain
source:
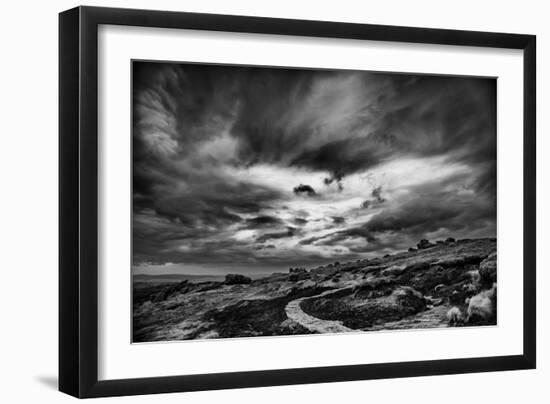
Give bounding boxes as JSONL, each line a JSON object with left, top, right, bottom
{"left": 133, "top": 237, "right": 496, "bottom": 342}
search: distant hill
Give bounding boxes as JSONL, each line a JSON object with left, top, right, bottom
{"left": 133, "top": 274, "right": 225, "bottom": 284}
{"left": 133, "top": 273, "right": 267, "bottom": 285}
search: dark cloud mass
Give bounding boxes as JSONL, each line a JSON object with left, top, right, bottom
{"left": 293, "top": 184, "right": 317, "bottom": 197}
{"left": 361, "top": 186, "right": 386, "bottom": 209}
{"left": 133, "top": 61, "right": 496, "bottom": 273}
{"left": 256, "top": 227, "right": 298, "bottom": 243}
{"left": 245, "top": 215, "right": 284, "bottom": 228}
{"left": 332, "top": 216, "right": 346, "bottom": 224}
{"left": 293, "top": 218, "right": 309, "bottom": 226}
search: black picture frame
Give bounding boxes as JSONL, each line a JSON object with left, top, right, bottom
{"left": 59, "top": 5, "right": 536, "bottom": 398}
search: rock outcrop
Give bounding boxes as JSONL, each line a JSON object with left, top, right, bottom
{"left": 417, "top": 239, "right": 435, "bottom": 249}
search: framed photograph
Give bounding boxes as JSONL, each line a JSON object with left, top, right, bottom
{"left": 59, "top": 6, "right": 536, "bottom": 398}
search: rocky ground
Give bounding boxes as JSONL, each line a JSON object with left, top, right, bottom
{"left": 132, "top": 238, "right": 497, "bottom": 342}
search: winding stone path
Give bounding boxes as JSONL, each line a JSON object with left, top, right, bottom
{"left": 285, "top": 288, "right": 354, "bottom": 334}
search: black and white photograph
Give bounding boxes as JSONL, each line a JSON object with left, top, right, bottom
{"left": 132, "top": 61, "right": 497, "bottom": 342}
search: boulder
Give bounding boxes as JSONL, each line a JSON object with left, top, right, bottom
{"left": 417, "top": 239, "right": 435, "bottom": 249}
{"left": 445, "top": 237, "right": 456, "bottom": 244}
{"left": 289, "top": 267, "right": 307, "bottom": 274}
{"left": 224, "top": 273, "right": 252, "bottom": 285}
{"left": 408, "top": 247, "right": 416, "bottom": 252}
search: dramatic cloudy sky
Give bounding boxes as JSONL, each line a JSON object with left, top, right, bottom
{"left": 132, "top": 62, "right": 496, "bottom": 275}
